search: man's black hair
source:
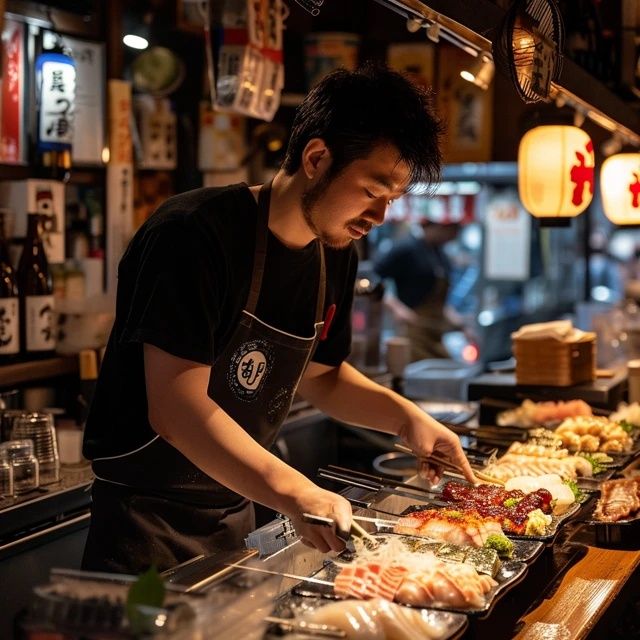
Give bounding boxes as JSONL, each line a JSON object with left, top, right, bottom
{"left": 282, "top": 63, "right": 444, "bottom": 189}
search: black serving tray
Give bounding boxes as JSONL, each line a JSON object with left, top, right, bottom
{"left": 399, "top": 491, "right": 595, "bottom": 546}
{"left": 290, "top": 551, "right": 529, "bottom": 620}
{"left": 267, "top": 593, "right": 469, "bottom": 640}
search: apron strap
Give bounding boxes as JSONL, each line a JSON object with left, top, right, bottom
{"left": 245, "top": 181, "right": 271, "bottom": 315}
{"left": 315, "top": 241, "right": 326, "bottom": 324}
{"left": 246, "top": 180, "right": 327, "bottom": 326}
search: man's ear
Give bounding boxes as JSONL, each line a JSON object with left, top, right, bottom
{"left": 301, "top": 138, "right": 332, "bottom": 180}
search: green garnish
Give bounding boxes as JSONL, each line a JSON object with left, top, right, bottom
{"left": 564, "top": 479, "right": 584, "bottom": 502}
{"left": 483, "top": 534, "right": 514, "bottom": 558}
{"left": 503, "top": 497, "right": 522, "bottom": 508}
{"left": 126, "top": 566, "right": 166, "bottom": 635}
{"left": 619, "top": 420, "right": 636, "bottom": 434}
{"left": 578, "top": 452, "right": 608, "bottom": 475}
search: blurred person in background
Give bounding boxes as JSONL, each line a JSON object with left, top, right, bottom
{"left": 374, "top": 218, "right": 468, "bottom": 361}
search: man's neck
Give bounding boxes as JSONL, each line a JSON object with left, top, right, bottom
{"left": 249, "top": 172, "right": 316, "bottom": 249}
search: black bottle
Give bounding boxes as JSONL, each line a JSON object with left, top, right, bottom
{"left": 0, "top": 212, "right": 20, "bottom": 363}
{"left": 17, "top": 214, "right": 56, "bottom": 358}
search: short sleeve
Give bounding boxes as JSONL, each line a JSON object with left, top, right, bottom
{"left": 118, "top": 217, "right": 219, "bottom": 365}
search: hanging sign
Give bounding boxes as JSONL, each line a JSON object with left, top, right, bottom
{"left": 36, "top": 50, "right": 76, "bottom": 152}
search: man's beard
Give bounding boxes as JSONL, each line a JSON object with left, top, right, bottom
{"left": 301, "top": 171, "right": 352, "bottom": 249}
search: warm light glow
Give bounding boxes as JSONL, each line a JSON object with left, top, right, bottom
{"left": 518, "top": 125, "right": 595, "bottom": 218}
{"left": 601, "top": 153, "right": 640, "bottom": 225}
{"left": 462, "top": 344, "right": 479, "bottom": 362}
{"left": 123, "top": 34, "right": 149, "bottom": 50}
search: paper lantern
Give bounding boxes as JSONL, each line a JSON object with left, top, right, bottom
{"left": 518, "top": 125, "right": 594, "bottom": 218}
{"left": 600, "top": 153, "right": 640, "bottom": 225}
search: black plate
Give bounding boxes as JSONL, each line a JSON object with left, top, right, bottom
{"left": 268, "top": 594, "right": 469, "bottom": 640}
{"left": 290, "top": 551, "right": 528, "bottom": 619}
{"left": 367, "top": 525, "right": 545, "bottom": 564}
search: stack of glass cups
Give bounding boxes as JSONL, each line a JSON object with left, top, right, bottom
{"left": 12, "top": 413, "right": 60, "bottom": 485}
{"left": 0, "top": 440, "right": 39, "bottom": 494}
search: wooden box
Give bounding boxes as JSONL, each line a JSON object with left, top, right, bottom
{"left": 513, "top": 333, "right": 596, "bottom": 386}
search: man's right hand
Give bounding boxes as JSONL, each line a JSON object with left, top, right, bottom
{"left": 283, "top": 484, "right": 353, "bottom": 553}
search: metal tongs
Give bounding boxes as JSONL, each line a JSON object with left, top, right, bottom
{"left": 301, "top": 512, "right": 380, "bottom": 550}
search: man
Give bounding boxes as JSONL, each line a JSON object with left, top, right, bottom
{"left": 82, "top": 64, "right": 476, "bottom": 574}
{"left": 375, "top": 217, "right": 465, "bottom": 361}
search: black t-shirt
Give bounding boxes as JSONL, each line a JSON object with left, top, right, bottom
{"left": 84, "top": 183, "right": 358, "bottom": 459}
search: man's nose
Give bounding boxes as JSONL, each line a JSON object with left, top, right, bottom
{"left": 365, "top": 201, "right": 388, "bottom": 226}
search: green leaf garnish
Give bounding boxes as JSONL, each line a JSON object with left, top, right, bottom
{"left": 126, "top": 566, "right": 166, "bottom": 635}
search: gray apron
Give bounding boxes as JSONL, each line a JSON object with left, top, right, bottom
{"left": 83, "top": 182, "right": 326, "bottom": 573}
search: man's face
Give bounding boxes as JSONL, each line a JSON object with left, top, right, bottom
{"left": 301, "top": 144, "right": 411, "bottom": 249}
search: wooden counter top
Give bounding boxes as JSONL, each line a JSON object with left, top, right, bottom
{"left": 515, "top": 544, "right": 640, "bottom": 640}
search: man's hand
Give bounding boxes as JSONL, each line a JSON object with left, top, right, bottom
{"left": 398, "top": 407, "right": 477, "bottom": 486}
{"left": 281, "top": 485, "right": 353, "bottom": 553}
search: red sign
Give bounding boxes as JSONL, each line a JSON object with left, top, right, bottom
{"left": 630, "top": 172, "right": 640, "bottom": 209}
{"left": 569, "top": 140, "right": 594, "bottom": 207}
{"left": 1, "top": 20, "right": 24, "bottom": 163}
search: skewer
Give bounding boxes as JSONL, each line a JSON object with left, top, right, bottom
{"left": 226, "top": 562, "right": 334, "bottom": 586}
{"left": 264, "top": 616, "right": 346, "bottom": 638}
{"left": 324, "top": 465, "right": 443, "bottom": 496}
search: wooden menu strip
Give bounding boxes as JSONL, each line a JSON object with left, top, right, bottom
{"left": 514, "top": 546, "right": 640, "bottom": 640}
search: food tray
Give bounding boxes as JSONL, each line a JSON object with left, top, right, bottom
{"left": 400, "top": 495, "right": 592, "bottom": 545}
{"left": 289, "top": 543, "right": 529, "bottom": 619}
{"left": 268, "top": 594, "right": 469, "bottom": 640}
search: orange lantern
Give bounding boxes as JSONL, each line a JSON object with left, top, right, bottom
{"left": 600, "top": 153, "right": 640, "bottom": 225}
{"left": 518, "top": 125, "right": 595, "bottom": 218}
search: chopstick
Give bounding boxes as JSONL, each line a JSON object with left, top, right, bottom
{"left": 394, "top": 444, "right": 506, "bottom": 486}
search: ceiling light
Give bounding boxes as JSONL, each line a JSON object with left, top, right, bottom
{"left": 573, "top": 109, "right": 586, "bottom": 128}
{"left": 123, "top": 34, "right": 149, "bottom": 50}
{"left": 426, "top": 21, "right": 441, "bottom": 43}
{"left": 460, "top": 52, "right": 494, "bottom": 90}
{"left": 406, "top": 17, "right": 424, "bottom": 33}
{"left": 601, "top": 134, "right": 623, "bottom": 157}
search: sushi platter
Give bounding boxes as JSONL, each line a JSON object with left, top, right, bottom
{"left": 248, "top": 397, "right": 640, "bottom": 639}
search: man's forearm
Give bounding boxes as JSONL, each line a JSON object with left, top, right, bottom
{"left": 297, "top": 361, "right": 423, "bottom": 436}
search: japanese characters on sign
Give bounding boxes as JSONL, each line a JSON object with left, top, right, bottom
{"left": 36, "top": 51, "right": 76, "bottom": 152}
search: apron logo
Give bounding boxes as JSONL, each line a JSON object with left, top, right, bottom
{"left": 228, "top": 339, "right": 273, "bottom": 401}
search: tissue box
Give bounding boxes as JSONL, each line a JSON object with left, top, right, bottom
{"left": 513, "top": 333, "right": 596, "bottom": 386}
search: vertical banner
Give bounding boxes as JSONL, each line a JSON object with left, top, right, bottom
{"left": 61, "top": 36, "right": 106, "bottom": 165}
{"left": 1, "top": 18, "right": 26, "bottom": 164}
{"left": 436, "top": 44, "right": 493, "bottom": 163}
{"left": 484, "top": 190, "right": 531, "bottom": 281}
{"left": 106, "top": 79, "right": 133, "bottom": 296}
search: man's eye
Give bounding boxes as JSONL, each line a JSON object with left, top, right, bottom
{"left": 365, "top": 189, "right": 380, "bottom": 199}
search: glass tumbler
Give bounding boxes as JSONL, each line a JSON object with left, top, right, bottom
{"left": 0, "top": 439, "right": 39, "bottom": 494}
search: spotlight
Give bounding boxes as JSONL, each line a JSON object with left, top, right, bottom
{"left": 460, "top": 51, "right": 494, "bottom": 90}
{"left": 406, "top": 17, "right": 424, "bottom": 33}
{"left": 123, "top": 34, "right": 149, "bottom": 50}
{"left": 573, "top": 109, "right": 586, "bottom": 128}
{"left": 426, "top": 21, "right": 441, "bottom": 43}
{"left": 601, "top": 134, "right": 623, "bottom": 157}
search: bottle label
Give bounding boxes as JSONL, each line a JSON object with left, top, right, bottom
{"left": 0, "top": 297, "right": 19, "bottom": 355}
{"left": 25, "top": 295, "right": 55, "bottom": 352}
